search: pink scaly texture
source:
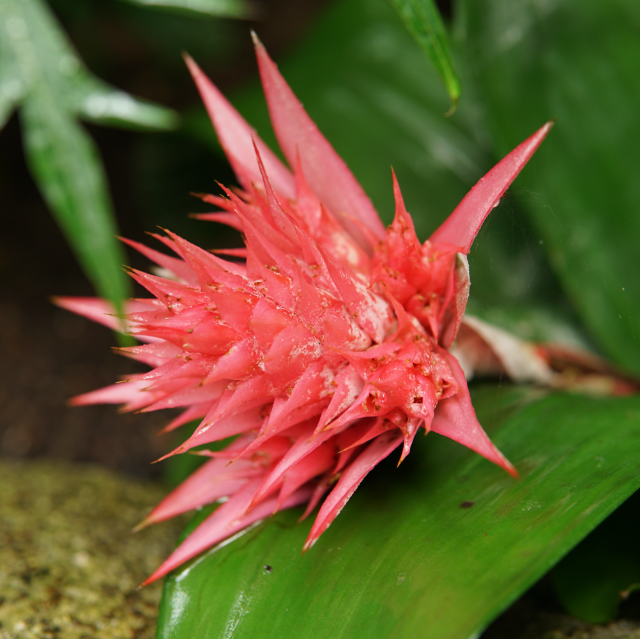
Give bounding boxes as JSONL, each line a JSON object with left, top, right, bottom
{"left": 55, "top": 38, "right": 551, "bottom": 586}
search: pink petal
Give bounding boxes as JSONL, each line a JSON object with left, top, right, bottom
{"left": 438, "top": 253, "right": 470, "bottom": 350}
{"left": 140, "top": 379, "right": 226, "bottom": 412}
{"left": 431, "top": 350, "right": 518, "bottom": 478}
{"left": 318, "top": 365, "right": 365, "bottom": 429}
{"left": 70, "top": 379, "right": 154, "bottom": 412}
{"left": 119, "top": 237, "right": 198, "bottom": 285}
{"left": 253, "top": 35, "right": 385, "bottom": 252}
{"left": 160, "top": 401, "right": 215, "bottom": 433}
{"left": 251, "top": 424, "right": 336, "bottom": 507}
{"left": 115, "top": 341, "right": 182, "bottom": 367}
{"left": 303, "top": 430, "right": 403, "bottom": 550}
{"left": 190, "top": 211, "right": 244, "bottom": 232}
{"left": 184, "top": 54, "right": 295, "bottom": 201}
{"left": 430, "top": 122, "right": 553, "bottom": 253}
{"left": 53, "top": 297, "right": 158, "bottom": 338}
{"left": 159, "top": 405, "right": 266, "bottom": 459}
{"left": 322, "top": 249, "right": 394, "bottom": 344}
{"left": 276, "top": 443, "right": 335, "bottom": 508}
{"left": 266, "top": 362, "right": 332, "bottom": 430}
{"left": 141, "top": 479, "right": 312, "bottom": 585}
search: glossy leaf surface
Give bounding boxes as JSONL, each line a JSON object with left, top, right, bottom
{"left": 157, "top": 388, "right": 640, "bottom": 639}
{"left": 1, "top": 0, "right": 178, "bottom": 309}
{"left": 388, "top": 0, "right": 461, "bottom": 111}
{"left": 460, "top": 0, "right": 640, "bottom": 374}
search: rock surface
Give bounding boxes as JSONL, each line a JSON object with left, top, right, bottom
{"left": 0, "top": 459, "right": 185, "bottom": 639}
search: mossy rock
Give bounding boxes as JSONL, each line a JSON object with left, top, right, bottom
{"left": 0, "top": 459, "right": 184, "bottom": 639}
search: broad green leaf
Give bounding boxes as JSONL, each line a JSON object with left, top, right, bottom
{"left": 388, "top": 0, "right": 461, "bottom": 112}
{"left": 157, "top": 389, "right": 640, "bottom": 639}
{"left": 1, "top": 0, "right": 179, "bottom": 309}
{"left": 552, "top": 489, "right": 640, "bottom": 623}
{"left": 458, "top": 0, "right": 640, "bottom": 375}
{"left": 118, "top": 0, "right": 254, "bottom": 19}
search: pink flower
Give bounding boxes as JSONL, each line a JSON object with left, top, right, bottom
{"left": 56, "top": 37, "right": 551, "bottom": 585}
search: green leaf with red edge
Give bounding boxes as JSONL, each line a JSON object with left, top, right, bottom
{"left": 156, "top": 387, "right": 640, "bottom": 639}
{"left": 458, "top": 0, "right": 640, "bottom": 375}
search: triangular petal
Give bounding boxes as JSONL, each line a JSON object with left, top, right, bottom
{"left": 142, "top": 479, "right": 312, "bottom": 585}
{"left": 303, "top": 430, "right": 403, "bottom": 551}
{"left": 184, "top": 55, "right": 295, "bottom": 201}
{"left": 431, "top": 350, "right": 518, "bottom": 478}
{"left": 430, "top": 122, "right": 553, "bottom": 253}
{"left": 253, "top": 34, "right": 385, "bottom": 252}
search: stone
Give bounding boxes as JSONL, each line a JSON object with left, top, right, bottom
{"left": 0, "top": 459, "right": 186, "bottom": 639}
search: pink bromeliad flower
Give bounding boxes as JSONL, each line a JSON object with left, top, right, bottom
{"left": 56, "top": 37, "right": 552, "bottom": 586}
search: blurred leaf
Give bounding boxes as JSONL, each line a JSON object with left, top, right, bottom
{"left": 1, "top": 0, "right": 179, "bottom": 309}
{"left": 0, "top": 20, "right": 25, "bottom": 128}
{"left": 458, "top": 0, "right": 640, "bottom": 375}
{"left": 118, "top": 0, "right": 254, "bottom": 19}
{"left": 21, "top": 97, "right": 130, "bottom": 307}
{"left": 388, "top": 0, "right": 460, "bottom": 112}
{"left": 77, "top": 83, "right": 178, "bottom": 131}
{"left": 552, "top": 490, "right": 640, "bottom": 623}
{"left": 157, "top": 389, "right": 640, "bottom": 639}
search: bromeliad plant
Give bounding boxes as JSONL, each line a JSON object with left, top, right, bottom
{"left": 55, "top": 38, "right": 552, "bottom": 585}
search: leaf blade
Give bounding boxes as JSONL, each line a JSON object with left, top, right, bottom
{"left": 22, "top": 97, "right": 132, "bottom": 309}
{"left": 388, "top": 0, "right": 461, "bottom": 111}
{"left": 459, "top": 0, "right": 640, "bottom": 374}
{"left": 157, "top": 389, "right": 640, "bottom": 639}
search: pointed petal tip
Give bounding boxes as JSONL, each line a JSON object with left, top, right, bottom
{"left": 430, "top": 121, "right": 554, "bottom": 252}
{"left": 131, "top": 516, "right": 152, "bottom": 533}
{"left": 182, "top": 52, "right": 199, "bottom": 76}
{"left": 504, "top": 458, "right": 519, "bottom": 480}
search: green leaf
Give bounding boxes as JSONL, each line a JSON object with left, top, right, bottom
{"left": 458, "top": 0, "right": 640, "bottom": 375}
{"left": 1, "top": 0, "right": 179, "bottom": 309}
{"left": 76, "top": 83, "right": 179, "bottom": 131}
{"left": 157, "top": 389, "right": 640, "bottom": 638}
{"left": 388, "top": 0, "right": 461, "bottom": 112}
{"left": 117, "top": 0, "right": 255, "bottom": 19}
{"left": 552, "top": 489, "right": 640, "bottom": 623}
{"left": 22, "top": 96, "right": 131, "bottom": 309}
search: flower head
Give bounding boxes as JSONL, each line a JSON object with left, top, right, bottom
{"left": 56, "top": 38, "right": 551, "bottom": 585}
